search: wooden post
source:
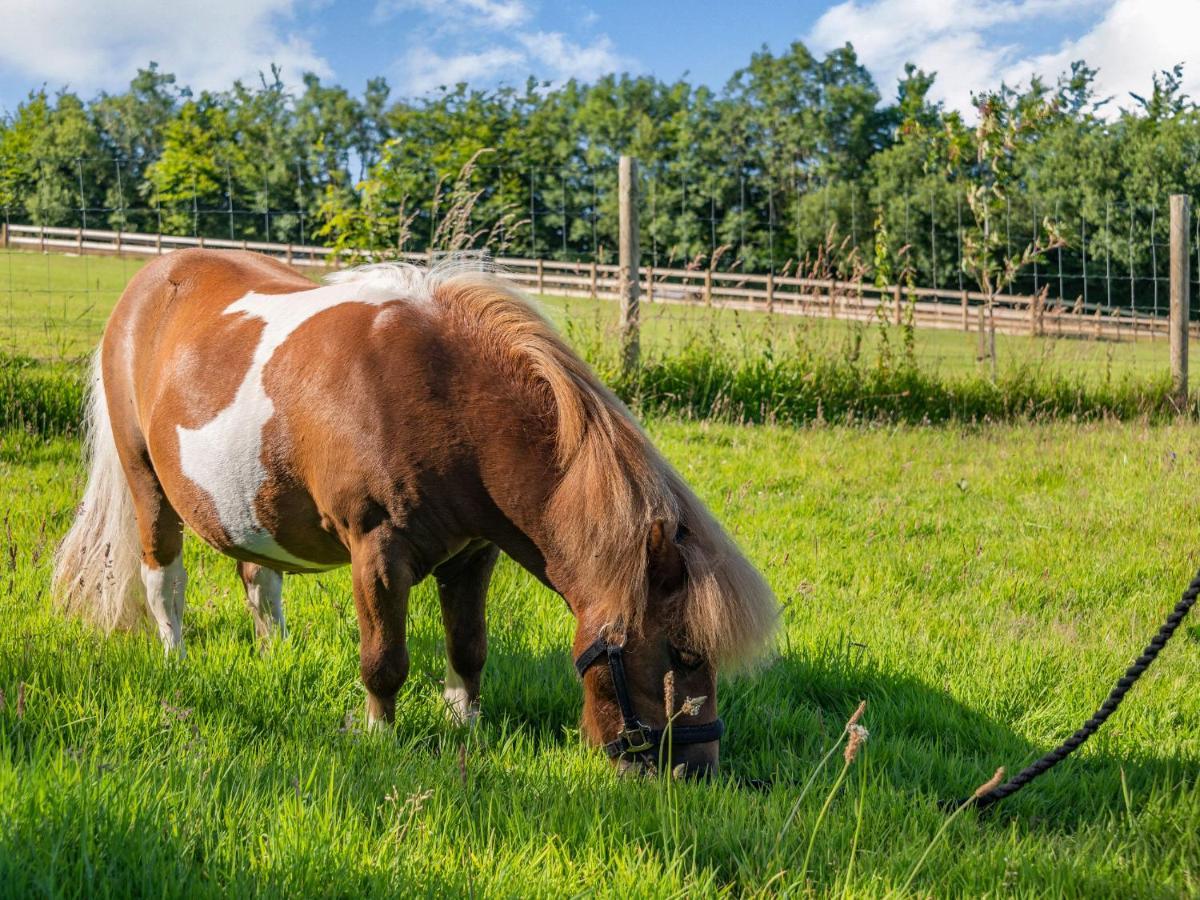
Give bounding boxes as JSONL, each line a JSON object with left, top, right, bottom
{"left": 961, "top": 290, "right": 969, "bottom": 331}
{"left": 892, "top": 284, "right": 902, "bottom": 325}
{"left": 286, "top": 243, "right": 294, "bottom": 265}
{"left": 618, "top": 155, "right": 640, "bottom": 372}
{"left": 646, "top": 265, "right": 654, "bottom": 304}
{"left": 766, "top": 270, "right": 775, "bottom": 314}
{"left": 1170, "top": 194, "right": 1191, "bottom": 408}
{"left": 589, "top": 261, "right": 597, "bottom": 299}
{"left": 76, "top": 228, "right": 83, "bottom": 254}
{"left": 156, "top": 232, "right": 162, "bottom": 255}
{"left": 0, "top": 222, "right": 7, "bottom": 249}
{"left": 703, "top": 269, "right": 712, "bottom": 306}
{"left": 536, "top": 258, "right": 545, "bottom": 294}
{"left": 115, "top": 230, "right": 122, "bottom": 255}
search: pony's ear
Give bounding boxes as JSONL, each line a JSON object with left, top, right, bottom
{"left": 647, "top": 518, "right": 686, "bottom": 594}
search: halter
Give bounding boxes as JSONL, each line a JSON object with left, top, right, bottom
{"left": 574, "top": 634, "right": 725, "bottom": 765}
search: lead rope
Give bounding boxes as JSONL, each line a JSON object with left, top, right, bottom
{"left": 966, "top": 565, "right": 1200, "bottom": 811}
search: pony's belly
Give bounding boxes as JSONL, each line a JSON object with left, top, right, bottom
{"left": 172, "top": 407, "right": 342, "bottom": 572}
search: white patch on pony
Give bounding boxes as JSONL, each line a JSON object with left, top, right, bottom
{"left": 143, "top": 555, "right": 186, "bottom": 656}
{"left": 177, "top": 278, "right": 422, "bottom": 568}
{"left": 244, "top": 566, "right": 286, "bottom": 640}
{"left": 444, "top": 664, "right": 478, "bottom": 725}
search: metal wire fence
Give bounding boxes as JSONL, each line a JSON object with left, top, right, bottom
{"left": 0, "top": 155, "right": 1196, "bottom": 375}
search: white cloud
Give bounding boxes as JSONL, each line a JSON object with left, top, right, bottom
{"left": 397, "top": 30, "right": 628, "bottom": 95}
{"left": 517, "top": 31, "right": 627, "bottom": 83}
{"left": 375, "top": 0, "right": 532, "bottom": 29}
{"left": 806, "top": 0, "right": 1199, "bottom": 116}
{"left": 0, "top": 0, "right": 330, "bottom": 100}
{"left": 400, "top": 45, "right": 526, "bottom": 94}
{"left": 1004, "top": 0, "right": 1200, "bottom": 112}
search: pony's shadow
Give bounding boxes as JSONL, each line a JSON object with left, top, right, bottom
{"left": 467, "top": 632, "right": 1196, "bottom": 832}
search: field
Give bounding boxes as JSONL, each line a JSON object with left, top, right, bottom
{"left": 1, "top": 250, "right": 1199, "bottom": 896}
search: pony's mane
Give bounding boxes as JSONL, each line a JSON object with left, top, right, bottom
{"left": 326, "top": 260, "right": 779, "bottom": 668}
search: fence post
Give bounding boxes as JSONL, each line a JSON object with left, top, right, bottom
{"left": 618, "top": 155, "right": 640, "bottom": 372}
{"left": 589, "top": 261, "right": 597, "bottom": 299}
{"left": 0, "top": 222, "right": 6, "bottom": 249}
{"left": 1170, "top": 194, "right": 1191, "bottom": 409}
{"left": 961, "top": 290, "right": 969, "bottom": 331}
{"left": 892, "top": 284, "right": 902, "bottom": 325}
{"left": 536, "top": 258, "right": 545, "bottom": 294}
{"left": 766, "top": 271, "right": 775, "bottom": 314}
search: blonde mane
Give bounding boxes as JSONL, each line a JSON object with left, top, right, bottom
{"left": 329, "top": 260, "right": 779, "bottom": 668}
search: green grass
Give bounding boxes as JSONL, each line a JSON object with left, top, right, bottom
{"left": 2, "top": 421, "right": 1200, "bottom": 896}
{"left": 1, "top": 248, "right": 1199, "bottom": 895}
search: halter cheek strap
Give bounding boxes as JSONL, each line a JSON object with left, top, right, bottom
{"left": 574, "top": 636, "right": 725, "bottom": 762}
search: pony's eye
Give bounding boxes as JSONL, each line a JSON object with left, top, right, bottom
{"left": 671, "top": 645, "right": 704, "bottom": 670}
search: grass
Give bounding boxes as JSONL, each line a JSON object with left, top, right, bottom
{"left": 1, "top": 248, "right": 1199, "bottom": 895}
{"left": 0, "top": 249, "right": 1190, "bottom": 432}
{"left": 2, "top": 421, "right": 1200, "bottom": 896}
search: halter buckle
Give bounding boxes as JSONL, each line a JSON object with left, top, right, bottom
{"left": 618, "top": 725, "right": 654, "bottom": 754}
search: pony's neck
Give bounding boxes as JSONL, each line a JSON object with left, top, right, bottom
{"left": 465, "top": 375, "right": 585, "bottom": 606}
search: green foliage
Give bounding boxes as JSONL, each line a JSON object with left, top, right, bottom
{"left": 3, "top": 46, "right": 1194, "bottom": 309}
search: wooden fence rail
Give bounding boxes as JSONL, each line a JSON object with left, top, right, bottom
{"left": 1, "top": 222, "right": 1190, "bottom": 343}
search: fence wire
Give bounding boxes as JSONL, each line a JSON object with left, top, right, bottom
{"left": 1, "top": 154, "right": 1197, "bottom": 375}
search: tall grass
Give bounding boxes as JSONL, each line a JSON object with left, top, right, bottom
{"left": 568, "top": 316, "right": 1181, "bottom": 428}
{"left": 0, "top": 354, "right": 85, "bottom": 436}
{"left": 0, "top": 316, "right": 1183, "bottom": 443}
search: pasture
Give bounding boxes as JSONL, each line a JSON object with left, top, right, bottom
{"left": 1, "top": 250, "right": 1199, "bottom": 896}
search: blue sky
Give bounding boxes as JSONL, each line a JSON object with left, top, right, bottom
{"left": 0, "top": 0, "right": 1195, "bottom": 118}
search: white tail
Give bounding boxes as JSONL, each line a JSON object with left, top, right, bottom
{"left": 52, "top": 351, "right": 147, "bottom": 631}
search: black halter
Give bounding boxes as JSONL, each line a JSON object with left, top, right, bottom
{"left": 574, "top": 635, "right": 725, "bottom": 764}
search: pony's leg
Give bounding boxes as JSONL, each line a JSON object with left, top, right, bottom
{"left": 434, "top": 543, "right": 499, "bottom": 725}
{"left": 350, "top": 532, "right": 412, "bottom": 728}
{"left": 237, "top": 561, "right": 286, "bottom": 641}
{"left": 128, "top": 470, "right": 187, "bottom": 656}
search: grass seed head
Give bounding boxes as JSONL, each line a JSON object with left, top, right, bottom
{"left": 973, "top": 767, "right": 1006, "bottom": 799}
{"left": 681, "top": 695, "right": 707, "bottom": 716}
{"left": 844, "top": 723, "right": 868, "bottom": 764}
{"left": 846, "top": 700, "right": 867, "bottom": 730}
{"left": 663, "top": 670, "right": 676, "bottom": 718}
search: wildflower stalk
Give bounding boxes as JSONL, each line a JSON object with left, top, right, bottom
{"left": 798, "top": 722, "right": 868, "bottom": 885}
{"left": 898, "top": 768, "right": 1005, "bottom": 895}
{"left": 772, "top": 700, "right": 866, "bottom": 859}
{"left": 841, "top": 749, "right": 869, "bottom": 898}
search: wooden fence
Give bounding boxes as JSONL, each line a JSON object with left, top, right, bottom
{"left": 1, "top": 222, "right": 1190, "bottom": 343}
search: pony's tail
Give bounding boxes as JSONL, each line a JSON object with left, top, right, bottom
{"left": 52, "top": 351, "right": 147, "bottom": 631}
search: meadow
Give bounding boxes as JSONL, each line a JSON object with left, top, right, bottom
{"left": 1, "top": 249, "right": 1199, "bottom": 896}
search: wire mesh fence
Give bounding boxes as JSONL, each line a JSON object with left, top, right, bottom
{"left": 0, "top": 153, "right": 1196, "bottom": 376}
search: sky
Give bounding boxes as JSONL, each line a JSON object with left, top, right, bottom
{"left": 0, "top": 0, "right": 1196, "bottom": 118}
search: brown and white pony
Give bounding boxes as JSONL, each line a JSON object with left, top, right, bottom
{"left": 53, "top": 250, "right": 777, "bottom": 774}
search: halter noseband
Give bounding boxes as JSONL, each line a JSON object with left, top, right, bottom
{"left": 574, "top": 635, "right": 725, "bottom": 764}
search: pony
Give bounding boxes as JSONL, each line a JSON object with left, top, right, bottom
{"left": 53, "top": 250, "right": 778, "bottom": 774}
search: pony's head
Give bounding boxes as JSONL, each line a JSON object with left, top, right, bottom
{"left": 547, "top": 403, "right": 778, "bottom": 776}
{"left": 436, "top": 268, "right": 779, "bottom": 773}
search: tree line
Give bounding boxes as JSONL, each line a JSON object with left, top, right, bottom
{"left": 1, "top": 47, "right": 1197, "bottom": 308}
